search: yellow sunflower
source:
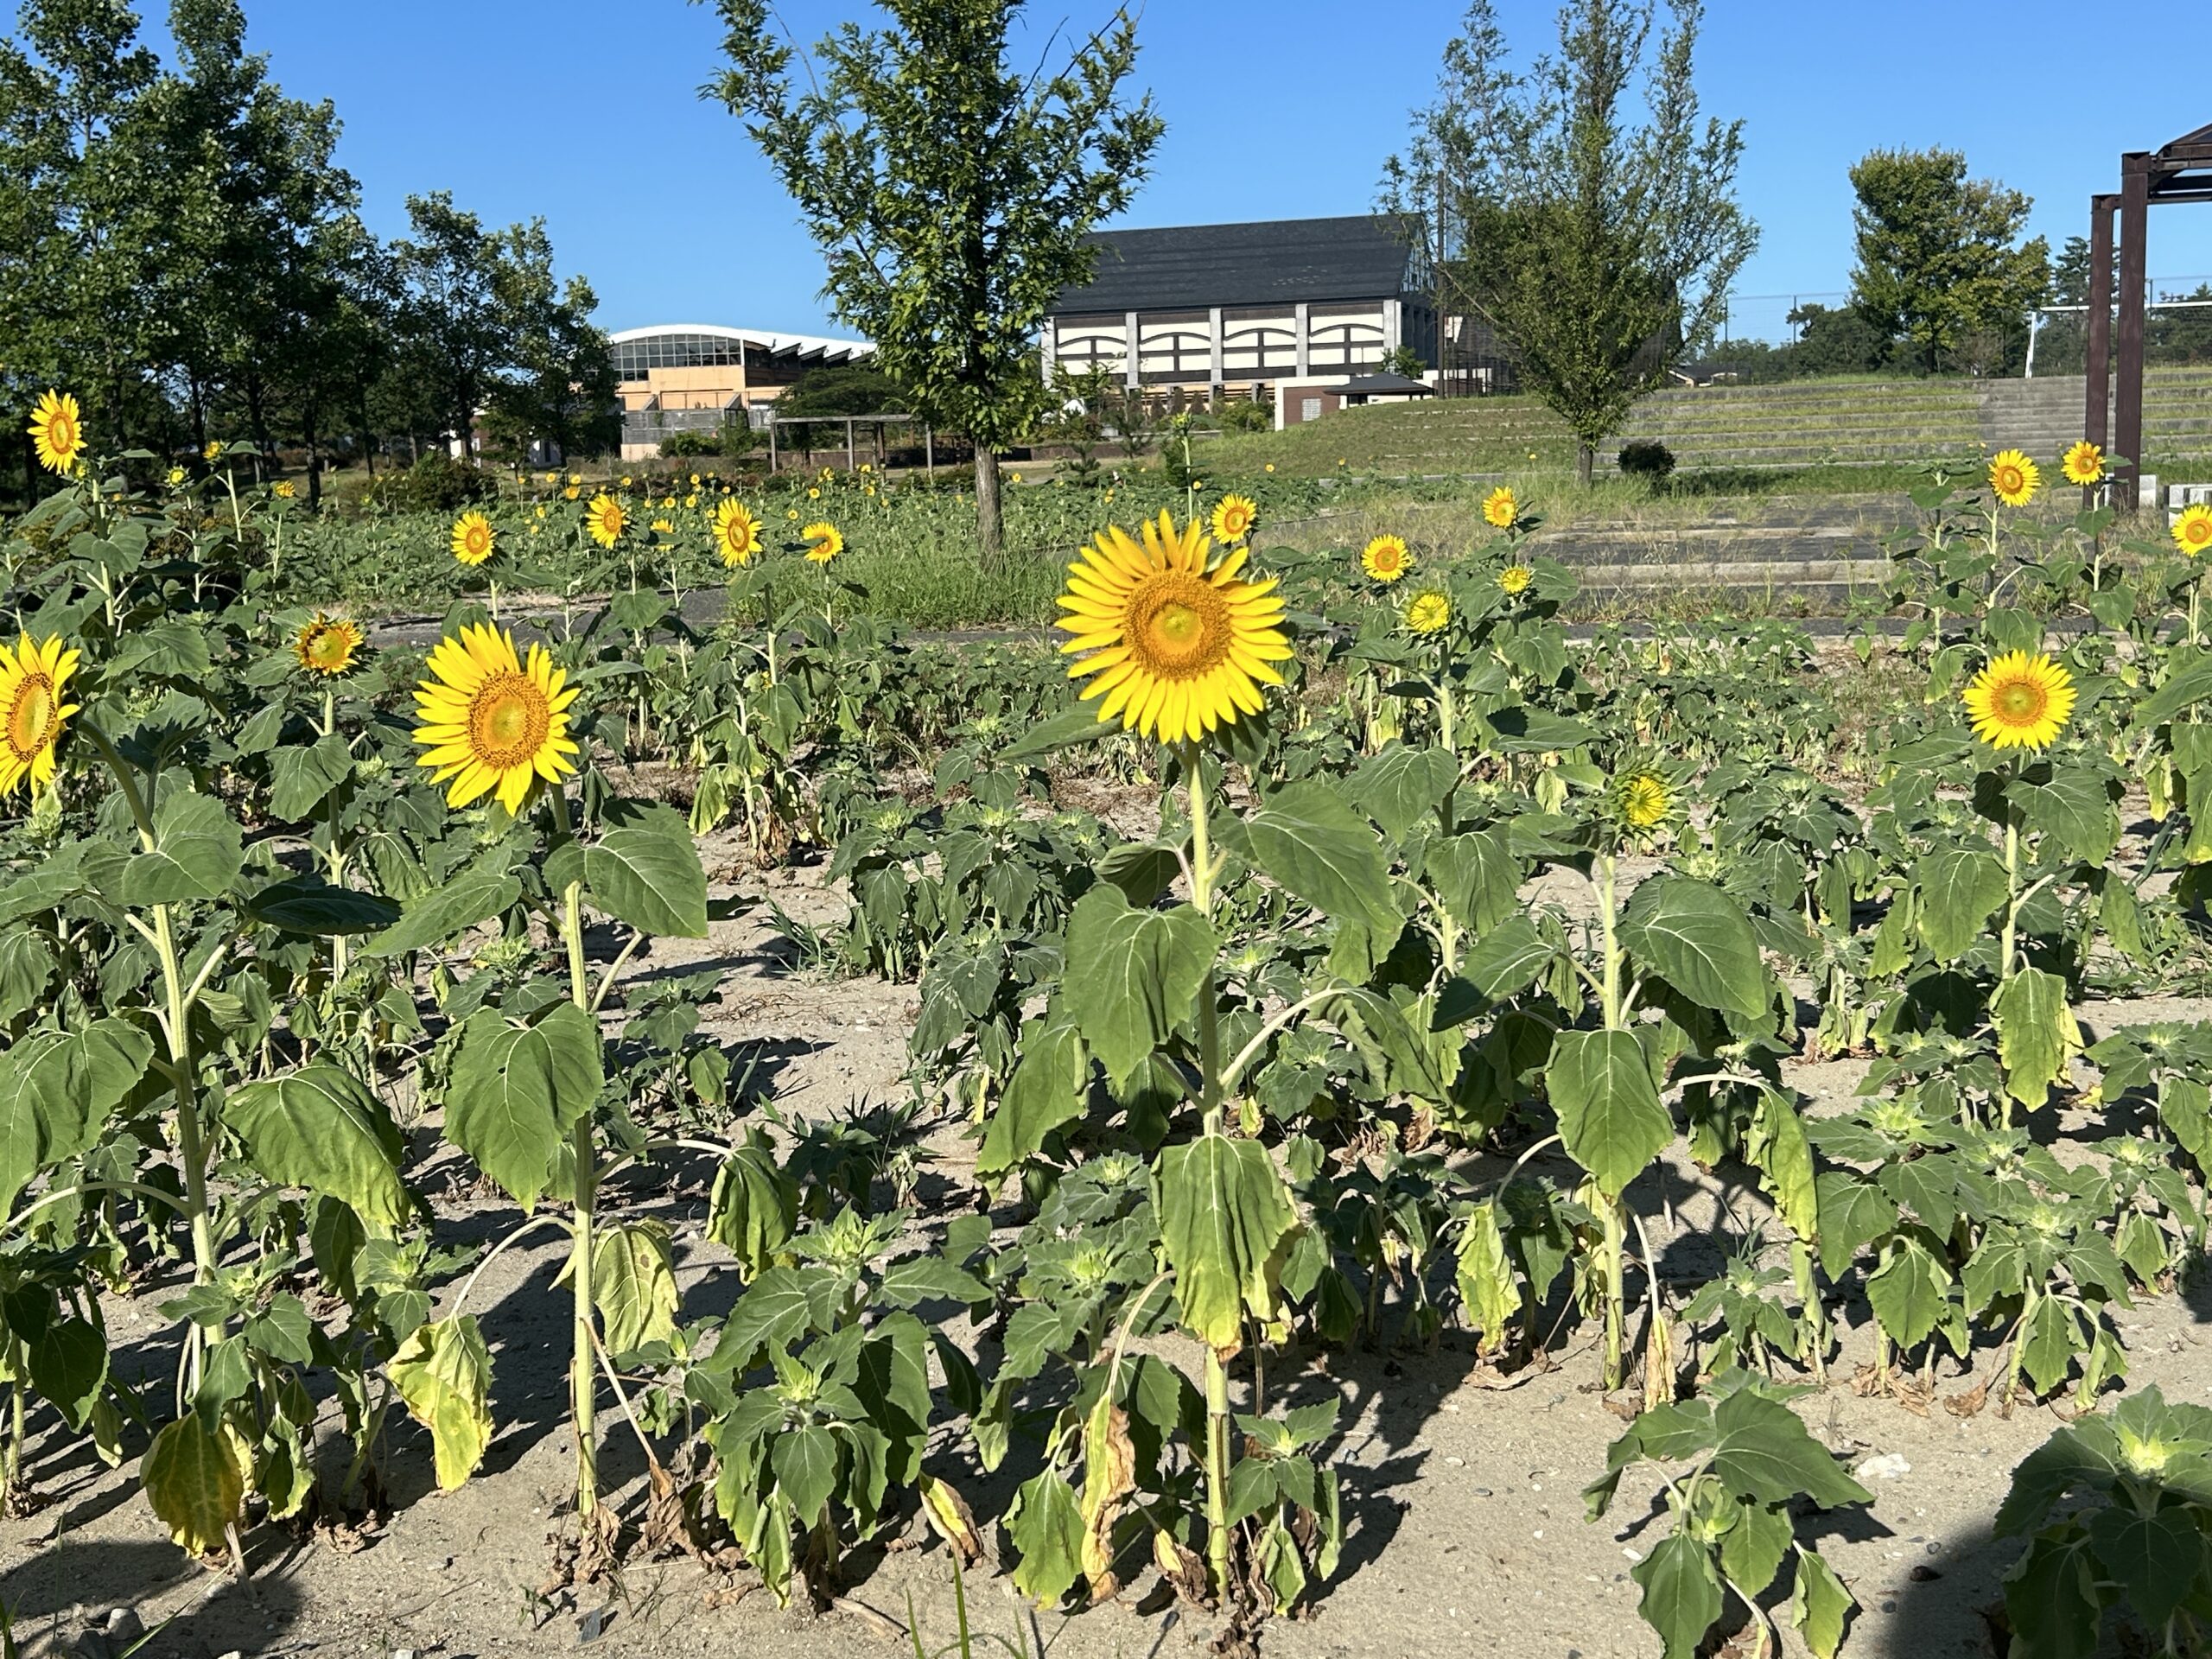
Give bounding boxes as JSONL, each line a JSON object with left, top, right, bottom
{"left": 2060, "top": 441, "right": 2105, "bottom": 487}
{"left": 1961, "top": 651, "right": 2075, "bottom": 751}
{"left": 271, "top": 479, "right": 296, "bottom": 499}
{"left": 1209, "top": 493, "right": 1257, "bottom": 545}
{"left": 1617, "top": 772, "right": 1671, "bottom": 829}
{"left": 1362, "top": 534, "right": 1412, "bottom": 583}
{"left": 808, "top": 486, "right": 821, "bottom": 500}
{"left": 1056, "top": 510, "right": 1292, "bottom": 745}
{"left": 450, "top": 510, "right": 495, "bottom": 567}
{"left": 1404, "top": 588, "right": 1452, "bottom": 634}
{"left": 711, "top": 499, "right": 762, "bottom": 568}
{"left": 585, "top": 493, "right": 626, "bottom": 549}
{"left": 1498, "top": 563, "right": 1535, "bottom": 596}
{"left": 650, "top": 518, "right": 675, "bottom": 536}
{"left": 412, "top": 625, "right": 581, "bottom": 814}
{"left": 1987, "top": 449, "right": 2040, "bottom": 507}
{"left": 166, "top": 466, "right": 186, "bottom": 487}
{"left": 563, "top": 484, "right": 581, "bottom": 501}
{"left": 28, "top": 391, "right": 85, "bottom": 474}
{"left": 204, "top": 441, "right": 222, "bottom": 463}
{"left": 0, "top": 634, "right": 79, "bottom": 797}
{"left": 1482, "top": 486, "right": 1517, "bottom": 530}
{"left": 802, "top": 521, "right": 843, "bottom": 563}
{"left": 294, "top": 613, "right": 363, "bottom": 677}
{"left": 2174, "top": 505, "right": 2212, "bottom": 558}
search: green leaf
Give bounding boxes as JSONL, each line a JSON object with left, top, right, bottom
{"left": 142, "top": 1414, "right": 245, "bottom": 1556}
{"left": 1061, "top": 885, "right": 1215, "bottom": 1085}
{"left": 594, "top": 1221, "right": 678, "bottom": 1356}
{"left": 1991, "top": 967, "right": 2081, "bottom": 1109}
{"left": 706, "top": 1138, "right": 798, "bottom": 1281}
{"left": 1707, "top": 1388, "right": 1872, "bottom": 1510}
{"left": 2002, "top": 1529, "right": 2102, "bottom": 1659}
{"left": 1460, "top": 913, "right": 1558, "bottom": 1002}
{"left": 2010, "top": 769, "right": 2120, "bottom": 866}
{"left": 1351, "top": 744, "right": 1458, "bottom": 839}
{"left": 1620, "top": 877, "right": 1768, "bottom": 1018}
{"left": 583, "top": 802, "right": 709, "bottom": 938}
{"left": 1914, "top": 849, "right": 2006, "bottom": 963}
{"left": 2087, "top": 1498, "right": 2203, "bottom": 1627}
{"left": 1789, "top": 1547, "right": 1856, "bottom": 1659}
{"left": 358, "top": 865, "right": 520, "bottom": 958}
{"left": 1547, "top": 1028, "right": 1670, "bottom": 1200}
{"left": 976, "top": 1021, "right": 1090, "bottom": 1187}
{"left": 1813, "top": 1172, "right": 1897, "bottom": 1280}
{"left": 444, "top": 1001, "right": 602, "bottom": 1211}
{"left": 1424, "top": 830, "right": 1522, "bottom": 933}
{"left": 0, "top": 1018, "right": 156, "bottom": 1211}
{"left": 1745, "top": 1090, "right": 1818, "bottom": 1243}
{"left": 1243, "top": 779, "right": 1404, "bottom": 952}
{"left": 118, "top": 791, "right": 245, "bottom": 906}
{"left": 1630, "top": 1533, "right": 1724, "bottom": 1659}
{"left": 267, "top": 734, "right": 355, "bottom": 821}
{"left": 2018, "top": 1294, "right": 2079, "bottom": 1396}
{"left": 243, "top": 875, "right": 402, "bottom": 936}
{"left": 1004, "top": 703, "right": 1118, "bottom": 760}
{"left": 1716, "top": 1497, "right": 1794, "bottom": 1596}
{"left": 225, "top": 1065, "right": 410, "bottom": 1230}
{"left": 1155, "top": 1133, "right": 1300, "bottom": 1356}
{"left": 1007, "top": 1469, "right": 1085, "bottom": 1606}
{"left": 1866, "top": 1239, "right": 1949, "bottom": 1354}
{"left": 1453, "top": 1198, "right": 1520, "bottom": 1350}
{"left": 25, "top": 1316, "right": 106, "bottom": 1431}
{"left": 0, "top": 928, "right": 55, "bottom": 1025}
{"left": 387, "top": 1315, "right": 493, "bottom": 1491}
{"left": 772, "top": 1424, "right": 840, "bottom": 1528}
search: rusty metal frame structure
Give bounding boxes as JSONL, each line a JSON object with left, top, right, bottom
{"left": 2086, "top": 123, "right": 2212, "bottom": 505}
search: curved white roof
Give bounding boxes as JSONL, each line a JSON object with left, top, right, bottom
{"left": 611, "top": 323, "right": 873, "bottom": 357}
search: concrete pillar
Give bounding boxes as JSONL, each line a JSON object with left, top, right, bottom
{"left": 1124, "top": 310, "right": 1140, "bottom": 390}
{"left": 1294, "top": 302, "right": 1310, "bottom": 378}
{"left": 1209, "top": 306, "right": 1224, "bottom": 396}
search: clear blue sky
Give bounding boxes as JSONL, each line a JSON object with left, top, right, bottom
{"left": 225, "top": 0, "right": 2212, "bottom": 346}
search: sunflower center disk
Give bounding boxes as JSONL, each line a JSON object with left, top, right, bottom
{"left": 7, "top": 675, "right": 55, "bottom": 759}
{"left": 1996, "top": 682, "right": 2048, "bottom": 724}
{"left": 1127, "top": 575, "right": 1228, "bottom": 678}
{"left": 468, "top": 673, "right": 551, "bottom": 770}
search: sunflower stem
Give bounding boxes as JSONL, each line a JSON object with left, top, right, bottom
{"left": 546, "top": 784, "right": 600, "bottom": 1518}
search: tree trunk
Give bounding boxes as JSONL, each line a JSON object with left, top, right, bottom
{"left": 1576, "top": 442, "right": 1595, "bottom": 486}
{"left": 974, "top": 446, "right": 1004, "bottom": 567}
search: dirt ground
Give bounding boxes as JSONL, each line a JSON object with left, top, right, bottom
{"left": 4, "top": 838, "right": 2209, "bottom": 1659}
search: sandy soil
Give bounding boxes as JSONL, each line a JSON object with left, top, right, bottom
{"left": 3, "top": 840, "right": 2208, "bottom": 1659}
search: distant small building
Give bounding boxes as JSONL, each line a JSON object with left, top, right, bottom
{"left": 1042, "top": 215, "right": 1436, "bottom": 410}
{"left": 1279, "top": 371, "right": 1435, "bottom": 428}
{"left": 612, "top": 324, "right": 873, "bottom": 460}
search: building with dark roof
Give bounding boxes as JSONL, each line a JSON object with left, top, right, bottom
{"left": 1043, "top": 215, "right": 1434, "bottom": 407}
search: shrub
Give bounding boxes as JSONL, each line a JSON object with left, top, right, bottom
{"left": 1213, "top": 397, "right": 1271, "bottom": 434}
{"left": 364, "top": 451, "right": 498, "bottom": 514}
{"left": 1618, "top": 438, "right": 1676, "bottom": 483}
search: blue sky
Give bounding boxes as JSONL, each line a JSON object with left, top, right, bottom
{"left": 226, "top": 0, "right": 2212, "bottom": 345}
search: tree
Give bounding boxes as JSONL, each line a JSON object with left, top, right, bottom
{"left": 1847, "top": 147, "right": 2049, "bottom": 375}
{"left": 768, "top": 362, "right": 907, "bottom": 461}
{"left": 1385, "top": 0, "right": 1755, "bottom": 483}
{"left": 700, "top": 0, "right": 1164, "bottom": 563}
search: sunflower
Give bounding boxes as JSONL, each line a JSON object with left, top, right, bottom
{"left": 1962, "top": 651, "right": 2075, "bottom": 751}
{"left": 802, "top": 521, "right": 843, "bottom": 563}
{"left": 1498, "top": 563, "right": 1535, "bottom": 596}
{"left": 0, "top": 633, "right": 79, "bottom": 797}
{"left": 650, "top": 518, "right": 675, "bottom": 536}
{"left": 1987, "top": 449, "right": 2040, "bottom": 507}
{"left": 2061, "top": 441, "right": 2105, "bottom": 487}
{"left": 1404, "top": 588, "right": 1452, "bottom": 635}
{"left": 1056, "top": 510, "right": 1292, "bottom": 745}
{"left": 412, "top": 624, "right": 581, "bottom": 814}
{"left": 1616, "top": 772, "right": 1671, "bottom": 829}
{"left": 28, "top": 391, "right": 85, "bottom": 474}
{"left": 271, "top": 479, "right": 296, "bottom": 499}
{"left": 807, "top": 486, "right": 821, "bottom": 500}
{"left": 1361, "top": 534, "right": 1412, "bottom": 582}
{"left": 711, "top": 499, "right": 762, "bottom": 568}
{"left": 585, "top": 493, "right": 626, "bottom": 549}
{"left": 166, "top": 466, "right": 186, "bottom": 487}
{"left": 294, "top": 613, "right": 363, "bottom": 677}
{"left": 563, "top": 484, "right": 581, "bottom": 501}
{"left": 2174, "top": 505, "right": 2212, "bottom": 558}
{"left": 204, "top": 441, "right": 222, "bottom": 463}
{"left": 1482, "top": 486, "right": 1517, "bottom": 530}
{"left": 1209, "top": 493, "right": 1257, "bottom": 545}
{"left": 450, "top": 511, "right": 495, "bottom": 567}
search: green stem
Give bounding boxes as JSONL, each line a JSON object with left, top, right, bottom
{"left": 1600, "top": 1195, "right": 1627, "bottom": 1392}
{"left": 2000, "top": 811, "right": 2019, "bottom": 985}
{"left": 1204, "top": 1344, "right": 1232, "bottom": 1601}
{"left": 549, "top": 785, "right": 598, "bottom": 1517}
{"left": 1598, "top": 852, "right": 1623, "bottom": 1030}
{"left": 1183, "top": 740, "right": 1235, "bottom": 1599}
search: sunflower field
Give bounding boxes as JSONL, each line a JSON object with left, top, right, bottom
{"left": 10, "top": 396, "right": 2212, "bottom": 1659}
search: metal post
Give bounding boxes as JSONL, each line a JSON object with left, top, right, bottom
{"left": 768, "top": 416, "right": 778, "bottom": 473}
{"left": 2116, "top": 158, "right": 2151, "bottom": 510}
{"left": 846, "top": 416, "right": 856, "bottom": 471}
{"left": 925, "top": 425, "right": 933, "bottom": 474}
{"left": 2085, "top": 193, "right": 2116, "bottom": 474}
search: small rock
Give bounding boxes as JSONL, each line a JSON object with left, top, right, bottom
{"left": 1910, "top": 1565, "right": 1942, "bottom": 1582}
{"left": 1855, "top": 1452, "right": 1912, "bottom": 1480}
{"left": 103, "top": 1611, "right": 143, "bottom": 1644}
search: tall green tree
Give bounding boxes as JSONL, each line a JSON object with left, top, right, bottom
{"left": 1385, "top": 0, "right": 1756, "bottom": 484}
{"left": 700, "top": 0, "right": 1163, "bottom": 563}
{"left": 1847, "top": 148, "right": 2049, "bottom": 375}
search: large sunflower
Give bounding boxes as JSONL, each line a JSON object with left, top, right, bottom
{"left": 1987, "top": 449, "right": 2041, "bottom": 507}
{"left": 1962, "top": 651, "right": 2075, "bottom": 751}
{"left": 2174, "top": 504, "right": 2212, "bottom": 558}
{"left": 412, "top": 625, "right": 580, "bottom": 813}
{"left": 1057, "top": 510, "right": 1291, "bottom": 746}
{"left": 295, "top": 613, "right": 363, "bottom": 677}
{"left": 0, "top": 633, "right": 80, "bottom": 796}
{"left": 1361, "top": 534, "right": 1412, "bottom": 583}
{"left": 450, "top": 511, "right": 495, "bottom": 567}
{"left": 802, "top": 521, "right": 843, "bottom": 563}
{"left": 2060, "top": 441, "right": 2105, "bottom": 487}
{"left": 585, "top": 493, "right": 626, "bottom": 549}
{"left": 28, "top": 391, "right": 85, "bottom": 474}
{"left": 1482, "top": 486, "right": 1517, "bottom": 530}
{"left": 1209, "top": 493, "right": 1257, "bottom": 545}
{"left": 711, "top": 499, "right": 762, "bottom": 568}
